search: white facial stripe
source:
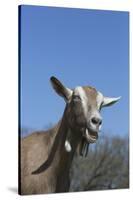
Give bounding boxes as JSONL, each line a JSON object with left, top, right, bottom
{"left": 97, "top": 91, "right": 104, "bottom": 109}
{"left": 74, "top": 87, "right": 88, "bottom": 118}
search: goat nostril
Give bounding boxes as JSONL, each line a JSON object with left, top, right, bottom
{"left": 91, "top": 117, "right": 102, "bottom": 125}
{"left": 91, "top": 117, "right": 98, "bottom": 125}
{"left": 99, "top": 120, "right": 102, "bottom": 125}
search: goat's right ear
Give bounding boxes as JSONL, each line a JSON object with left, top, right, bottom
{"left": 50, "top": 76, "right": 73, "bottom": 102}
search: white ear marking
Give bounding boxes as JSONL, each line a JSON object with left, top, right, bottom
{"left": 102, "top": 96, "right": 121, "bottom": 107}
{"left": 65, "top": 140, "right": 72, "bottom": 152}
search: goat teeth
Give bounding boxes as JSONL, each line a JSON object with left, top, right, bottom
{"left": 85, "top": 129, "right": 97, "bottom": 143}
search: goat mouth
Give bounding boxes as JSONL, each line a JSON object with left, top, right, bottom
{"left": 84, "top": 128, "right": 98, "bottom": 143}
{"left": 79, "top": 128, "right": 98, "bottom": 157}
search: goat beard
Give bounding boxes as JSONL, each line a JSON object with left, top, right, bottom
{"left": 76, "top": 128, "right": 91, "bottom": 157}
{"left": 78, "top": 137, "right": 90, "bottom": 157}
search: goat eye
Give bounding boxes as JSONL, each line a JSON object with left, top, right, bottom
{"left": 73, "top": 95, "right": 81, "bottom": 102}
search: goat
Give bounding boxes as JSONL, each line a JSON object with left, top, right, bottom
{"left": 20, "top": 76, "right": 121, "bottom": 195}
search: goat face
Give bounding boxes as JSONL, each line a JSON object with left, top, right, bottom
{"left": 50, "top": 76, "right": 121, "bottom": 145}
{"left": 67, "top": 86, "right": 102, "bottom": 143}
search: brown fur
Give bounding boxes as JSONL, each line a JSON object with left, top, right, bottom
{"left": 83, "top": 86, "right": 97, "bottom": 107}
{"left": 20, "top": 86, "right": 98, "bottom": 195}
{"left": 20, "top": 77, "right": 119, "bottom": 195}
{"left": 20, "top": 125, "right": 59, "bottom": 194}
{"left": 20, "top": 112, "right": 82, "bottom": 195}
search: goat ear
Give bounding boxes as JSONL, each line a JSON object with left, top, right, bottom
{"left": 50, "top": 76, "right": 73, "bottom": 102}
{"left": 102, "top": 96, "right": 121, "bottom": 107}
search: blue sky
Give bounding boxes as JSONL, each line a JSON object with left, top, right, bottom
{"left": 20, "top": 5, "right": 129, "bottom": 136}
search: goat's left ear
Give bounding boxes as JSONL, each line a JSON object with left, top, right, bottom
{"left": 102, "top": 96, "right": 121, "bottom": 107}
{"left": 50, "top": 76, "right": 73, "bottom": 102}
